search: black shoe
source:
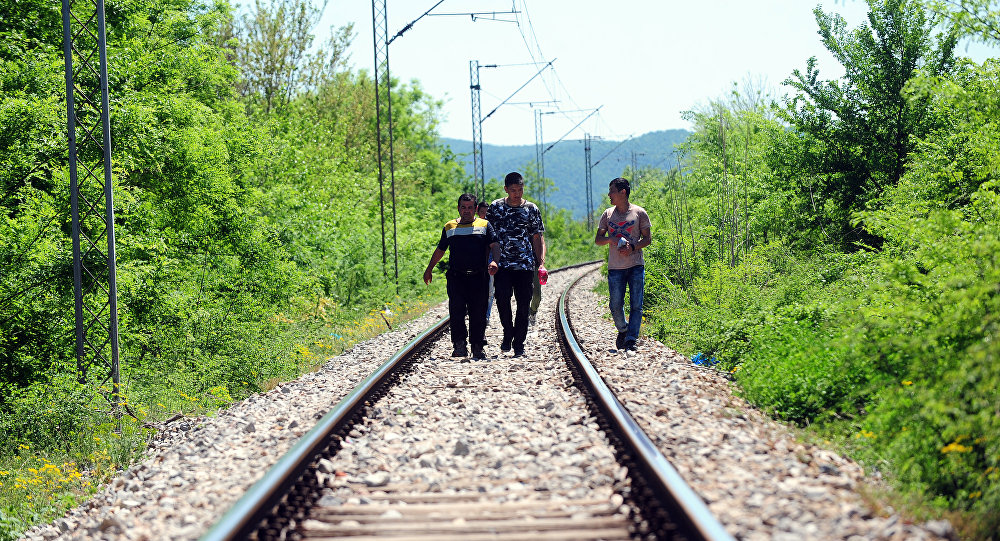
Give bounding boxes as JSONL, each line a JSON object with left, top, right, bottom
{"left": 452, "top": 345, "right": 468, "bottom": 357}
{"left": 616, "top": 332, "right": 626, "bottom": 350}
{"left": 472, "top": 347, "right": 485, "bottom": 359}
{"left": 500, "top": 335, "right": 512, "bottom": 352}
{"left": 512, "top": 347, "right": 524, "bottom": 357}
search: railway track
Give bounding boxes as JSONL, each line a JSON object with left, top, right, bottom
{"left": 201, "top": 263, "right": 732, "bottom": 541}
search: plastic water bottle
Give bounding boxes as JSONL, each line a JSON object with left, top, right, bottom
{"left": 538, "top": 266, "right": 548, "bottom": 285}
{"left": 617, "top": 236, "right": 629, "bottom": 250}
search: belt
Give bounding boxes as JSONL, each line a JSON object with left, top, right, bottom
{"left": 449, "top": 268, "right": 486, "bottom": 276}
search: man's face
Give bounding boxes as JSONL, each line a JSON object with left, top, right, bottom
{"left": 608, "top": 184, "right": 627, "bottom": 205}
{"left": 504, "top": 183, "right": 524, "bottom": 200}
{"left": 458, "top": 200, "right": 477, "bottom": 222}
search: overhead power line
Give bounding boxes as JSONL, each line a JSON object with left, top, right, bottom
{"left": 592, "top": 135, "right": 635, "bottom": 168}
{"left": 544, "top": 107, "right": 602, "bottom": 154}
{"left": 483, "top": 59, "right": 555, "bottom": 120}
{"left": 388, "top": 1, "right": 443, "bottom": 45}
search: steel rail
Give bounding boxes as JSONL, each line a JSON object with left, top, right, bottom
{"left": 202, "top": 259, "right": 731, "bottom": 540}
{"left": 557, "top": 270, "right": 735, "bottom": 541}
{"left": 200, "top": 316, "right": 449, "bottom": 541}
{"left": 201, "top": 261, "right": 597, "bottom": 540}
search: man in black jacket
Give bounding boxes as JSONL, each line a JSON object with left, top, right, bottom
{"left": 424, "top": 194, "right": 500, "bottom": 359}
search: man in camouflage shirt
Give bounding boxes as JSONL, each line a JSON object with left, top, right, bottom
{"left": 486, "top": 172, "right": 546, "bottom": 356}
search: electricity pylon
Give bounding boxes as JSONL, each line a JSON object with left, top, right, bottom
{"left": 469, "top": 60, "right": 487, "bottom": 201}
{"left": 371, "top": 0, "right": 398, "bottom": 285}
{"left": 60, "top": 0, "right": 123, "bottom": 416}
{"left": 585, "top": 133, "right": 594, "bottom": 230}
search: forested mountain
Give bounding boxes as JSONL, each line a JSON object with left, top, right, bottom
{"left": 441, "top": 129, "right": 690, "bottom": 218}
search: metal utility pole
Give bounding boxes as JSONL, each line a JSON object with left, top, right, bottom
{"left": 631, "top": 150, "right": 647, "bottom": 187}
{"left": 61, "top": 0, "right": 122, "bottom": 416}
{"left": 373, "top": 2, "right": 506, "bottom": 284}
{"left": 469, "top": 60, "right": 497, "bottom": 202}
{"left": 471, "top": 61, "right": 546, "bottom": 203}
{"left": 534, "top": 109, "right": 547, "bottom": 208}
{"left": 469, "top": 60, "right": 484, "bottom": 201}
{"left": 584, "top": 133, "right": 594, "bottom": 230}
{"left": 536, "top": 107, "right": 602, "bottom": 210}
{"left": 371, "top": 0, "right": 398, "bottom": 284}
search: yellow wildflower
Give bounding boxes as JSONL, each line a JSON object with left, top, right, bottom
{"left": 941, "top": 441, "right": 973, "bottom": 453}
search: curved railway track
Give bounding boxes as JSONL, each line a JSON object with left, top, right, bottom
{"left": 201, "top": 263, "right": 732, "bottom": 541}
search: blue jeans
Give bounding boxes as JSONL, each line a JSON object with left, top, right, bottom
{"left": 608, "top": 265, "right": 644, "bottom": 347}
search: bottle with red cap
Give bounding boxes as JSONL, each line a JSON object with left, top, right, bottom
{"left": 538, "top": 265, "right": 548, "bottom": 285}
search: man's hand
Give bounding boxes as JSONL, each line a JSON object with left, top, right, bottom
{"left": 423, "top": 267, "right": 433, "bottom": 285}
{"left": 488, "top": 261, "right": 499, "bottom": 276}
{"left": 617, "top": 239, "right": 632, "bottom": 257}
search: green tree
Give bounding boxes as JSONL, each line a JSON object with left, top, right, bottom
{"left": 931, "top": 0, "right": 1000, "bottom": 42}
{"left": 226, "top": 0, "right": 352, "bottom": 115}
{"left": 782, "top": 0, "right": 958, "bottom": 246}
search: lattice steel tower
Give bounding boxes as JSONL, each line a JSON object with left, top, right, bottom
{"left": 61, "top": 0, "right": 122, "bottom": 414}
{"left": 534, "top": 109, "right": 545, "bottom": 208}
{"left": 469, "top": 60, "right": 485, "bottom": 201}
{"left": 371, "top": 0, "right": 398, "bottom": 283}
{"left": 585, "top": 133, "right": 594, "bottom": 230}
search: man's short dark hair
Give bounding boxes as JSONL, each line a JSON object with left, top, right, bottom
{"left": 610, "top": 177, "right": 630, "bottom": 196}
{"left": 476, "top": 201, "right": 489, "bottom": 210}
{"left": 458, "top": 193, "right": 477, "bottom": 205}
{"left": 504, "top": 172, "right": 524, "bottom": 186}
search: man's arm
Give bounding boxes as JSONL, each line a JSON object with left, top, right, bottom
{"left": 423, "top": 248, "right": 446, "bottom": 285}
{"left": 488, "top": 242, "right": 500, "bottom": 275}
{"left": 634, "top": 227, "right": 652, "bottom": 250}
{"left": 532, "top": 233, "right": 546, "bottom": 267}
{"left": 631, "top": 210, "right": 652, "bottom": 252}
{"left": 595, "top": 226, "right": 612, "bottom": 246}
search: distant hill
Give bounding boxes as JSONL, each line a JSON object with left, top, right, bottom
{"left": 441, "top": 129, "right": 690, "bottom": 219}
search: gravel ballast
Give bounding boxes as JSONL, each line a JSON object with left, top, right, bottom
{"left": 23, "top": 263, "right": 954, "bottom": 540}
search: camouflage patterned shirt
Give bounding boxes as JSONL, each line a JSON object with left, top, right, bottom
{"left": 485, "top": 198, "right": 544, "bottom": 271}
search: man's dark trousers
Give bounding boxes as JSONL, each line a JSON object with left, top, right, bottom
{"left": 446, "top": 270, "right": 489, "bottom": 350}
{"left": 493, "top": 269, "right": 534, "bottom": 350}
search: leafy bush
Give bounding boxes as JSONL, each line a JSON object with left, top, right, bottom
{"left": 738, "top": 320, "right": 874, "bottom": 424}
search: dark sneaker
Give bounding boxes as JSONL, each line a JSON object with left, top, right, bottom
{"left": 471, "top": 347, "right": 485, "bottom": 360}
{"left": 512, "top": 347, "right": 525, "bottom": 357}
{"left": 500, "top": 335, "right": 512, "bottom": 352}
{"left": 452, "top": 345, "right": 468, "bottom": 357}
{"left": 616, "top": 332, "right": 626, "bottom": 350}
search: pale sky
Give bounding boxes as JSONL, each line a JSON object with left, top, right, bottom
{"left": 319, "top": 0, "right": 998, "bottom": 146}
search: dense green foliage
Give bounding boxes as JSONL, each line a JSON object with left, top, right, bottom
{"left": 634, "top": 0, "right": 999, "bottom": 536}
{"left": 0, "top": 0, "right": 596, "bottom": 536}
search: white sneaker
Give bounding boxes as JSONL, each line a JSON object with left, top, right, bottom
{"left": 625, "top": 348, "right": 638, "bottom": 358}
